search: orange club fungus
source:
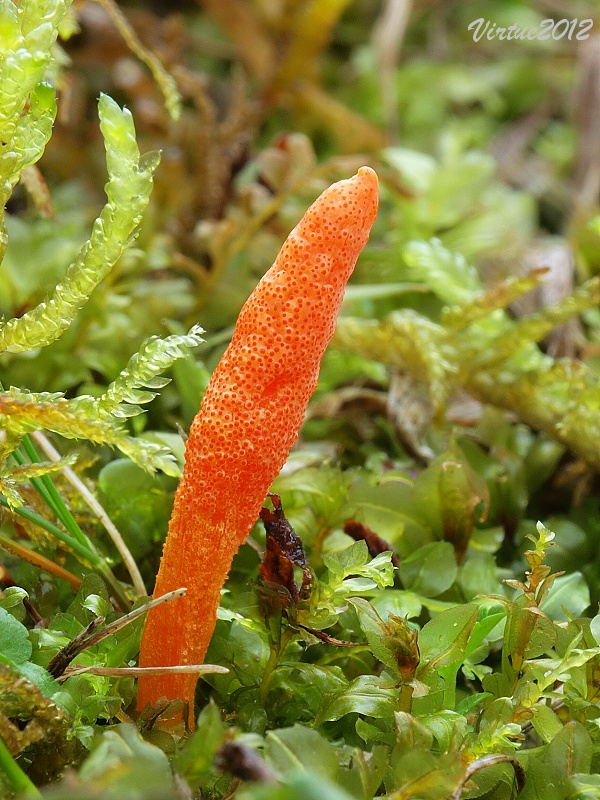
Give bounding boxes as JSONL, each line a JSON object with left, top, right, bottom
{"left": 137, "top": 166, "right": 379, "bottom": 724}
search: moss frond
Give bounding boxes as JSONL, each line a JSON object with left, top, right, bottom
{"left": 0, "top": 95, "right": 160, "bottom": 355}
{"left": 468, "top": 277, "right": 600, "bottom": 370}
{"left": 403, "top": 239, "right": 481, "bottom": 304}
{"left": 0, "top": 0, "right": 70, "bottom": 146}
{"left": 441, "top": 270, "right": 546, "bottom": 331}
{"left": 0, "top": 0, "right": 71, "bottom": 262}
{"left": 0, "top": 324, "right": 203, "bottom": 477}
{"left": 91, "top": 0, "right": 181, "bottom": 120}
{"left": 0, "top": 388, "right": 180, "bottom": 476}
{"left": 335, "top": 253, "right": 600, "bottom": 470}
{"left": 0, "top": 478, "right": 24, "bottom": 510}
{"left": 334, "top": 311, "right": 452, "bottom": 411}
{"left": 0, "top": 81, "right": 57, "bottom": 212}
{"left": 0, "top": 454, "right": 77, "bottom": 508}
{"left": 71, "top": 325, "right": 205, "bottom": 421}
{"left": 0, "top": 388, "right": 126, "bottom": 442}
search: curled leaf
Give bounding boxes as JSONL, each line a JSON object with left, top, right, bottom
{"left": 259, "top": 494, "right": 311, "bottom": 605}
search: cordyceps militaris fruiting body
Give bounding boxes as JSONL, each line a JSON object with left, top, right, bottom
{"left": 137, "top": 167, "right": 379, "bottom": 722}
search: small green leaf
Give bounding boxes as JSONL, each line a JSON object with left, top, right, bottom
{"left": 531, "top": 704, "right": 563, "bottom": 745}
{"left": 518, "top": 722, "right": 592, "bottom": 800}
{"left": 82, "top": 594, "right": 110, "bottom": 617}
{"left": 455, "top": 693, "right": 492, "bottom": 715}
{"left": 371, "top": 589, "right": 422, "bottom": 620}
{"left": 18, "top": 660, "right": 59, "bottom": 699}
{"left": 422, "top": 710, "right": 468, "bottom": 752}
{"left": 67, "top": 574, "right": 110, "bottom": 626}
{"left": 568, "top": 773, "right": 600, "bottom": 799}
{"left": 385, "top": 749, "right": 465, "bottom": 799}
{"left": 323, "top": 540, "right": 370, "bottom": 582}
{"left": 0, "top": 606, "right": 32, "bottom": 664}
{"left": 319, "top": 540, "right": 395, "bottom": 602}
{"left": 78, "top": 724, "right": 174, "bottom": 797}
{"left": 271, "top": 663, "right": 348, "bottom": 700}
{"left": 315, "top": 676, "right": 397, "bottom": 725}
{"left": 175, "top": 702, "right": 226, "bottom": 789}
{"left": 398, "top": 542, "right": 457, "bottom": 598}
{"left": 505, "top": 602, "right": 557, "bottom": 661}
{"left": 0, "top": 586, "right": 27, "bottom": 614}
{"left": 418, "top": 603, "right": 479, "bottom": 676}
{"left": 540, "top": 572, "right": 590, "bottom": 622}
{"left": 465, "top": 606, "right": 506, "bottom": 660}
{"left": 355, "top": 717, "right": 397, "bottom": 747}
{"left": 394, "top": 711, "right": 434, "bottom": 750}
{"left": 460, "top": 552, "right": 504, "bottom": 598}
{"left": 265, "top": 726, "right": 338, "bottom": 781}
{"left": 0, "top": 609, "right": 59, "bottom": 697}
{"left": 589, "top": 614, "right": 600, "bottom": 646}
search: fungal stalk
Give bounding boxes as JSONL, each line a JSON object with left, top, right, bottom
{"left": 137, "top": 167, "right": 379, "bottom": 720}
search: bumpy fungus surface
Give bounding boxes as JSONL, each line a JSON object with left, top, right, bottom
{"left": 137, "top": 167, "right": 379, "bottom": 719}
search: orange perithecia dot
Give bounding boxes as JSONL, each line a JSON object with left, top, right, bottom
{"left": 137, "top": 168, "right": 379, "bottom": 725}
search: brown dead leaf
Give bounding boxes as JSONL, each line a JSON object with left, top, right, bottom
{"left": 258, "top": 493, "right": 311, "bottom": 604}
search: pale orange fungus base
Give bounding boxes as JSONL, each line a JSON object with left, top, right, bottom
{"left": 137, "top": 167, "right": 379, "bottom": 725}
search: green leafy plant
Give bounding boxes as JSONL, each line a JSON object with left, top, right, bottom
{"left": 334, "top": 237, "right": 600, "bottom": 470}
{"left": 0, "top": 0, "right": 204, "bottom": 610}
{"left": 4, "top": 0, "right": 600, "bottom": 798}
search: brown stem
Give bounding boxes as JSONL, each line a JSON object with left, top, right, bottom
{"left": 0, "top": 532, "right": 82, "bottom": 589}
